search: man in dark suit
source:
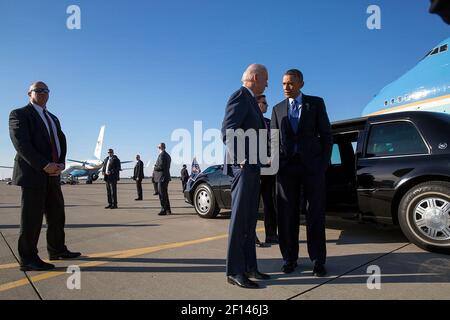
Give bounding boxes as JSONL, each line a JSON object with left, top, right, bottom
{"left": 8, "top": 81, "right": 81, "bottom": 271}
{"left": 102, "top": 148, "right": 121, "bottom": 209}
{"left": 256, "top": 94, "right": 278, "bottom": 245}
{"left": 154, "top": 143, "right": 171, "bottom": 215}
{"left": 133, "top": 154, "right": 144, "bottom": 200}
{"left": 271, "top": 69, "right": 332, "bottom": 277}
{"left": 180, "top": 164, "right": 189, "bottom": 192}
{"left": 151, "top": 172, "right": 159, "bottom": 195}
{"left": 221, "top": 64, "right": 271, "bottom": 289}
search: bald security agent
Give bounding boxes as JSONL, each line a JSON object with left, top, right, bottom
{"left": 9, "top": 81, "right": 81, "bottom": 271}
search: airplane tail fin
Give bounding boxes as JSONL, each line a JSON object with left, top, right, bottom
{"left": 94, "top": 125, "right": 105, "bottom": 160}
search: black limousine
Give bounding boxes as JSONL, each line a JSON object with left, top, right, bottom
{"left": 184, "top": 111, "right": 450, "bottom": 253}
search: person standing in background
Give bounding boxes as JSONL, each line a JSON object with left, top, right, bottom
{"left": 154, "top": 143, "right": 172, "bottom": 215}
{"left": 102, "top": 148, "right": 121, "bottom": 209}
{"left": 133, "top": 154, "right": 144, "bottom": 200}
{"left": 180, "top": 164, "right": 189, "bottom": 192}
{"left": 256, "top": 94, "right": 278, "bottom": 245}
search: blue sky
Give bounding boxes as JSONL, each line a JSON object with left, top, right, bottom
{"left": 0, "top": 0, "right": 448, "bottom": 178}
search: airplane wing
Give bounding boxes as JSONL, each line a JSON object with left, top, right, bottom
{"left": 67, "top": 159, "right": 87, "bottom": 165}
{"left": 0, "top": 166, "right": 13, "bottom": 169}
{"left": 120, "top": 161, "right": 134, "bottom": 164}
{"left": 67, "top": 159, "right": 100, "bottom": 167}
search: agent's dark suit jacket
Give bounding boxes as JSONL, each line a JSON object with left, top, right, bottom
{"left": 271, "top": 94, "right": 333, "bottom": 171}
{"left": 102, "top": 155, "right": 121, "bottom": 182}
{"left": 221, "top": 87, "right": 266, "bottom": 173}
{"left": 133, "top": 160, "right": 144, "bottom": 180}
{"left": 153, "top": 151, "right": 171, "bottom": 183}
{"left": 180, "top": 168, "right": 189, "bottom": 182}
{"left": 9, "top": 103, "right": 67, "bottom": 188}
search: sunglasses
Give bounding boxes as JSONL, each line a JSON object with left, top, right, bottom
{"left": 32, "top": 88, "right": 50, "bottom": 94}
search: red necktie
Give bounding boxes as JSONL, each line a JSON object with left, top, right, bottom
{"left": 43, "top": 109, "right": 59, "bottom": 162}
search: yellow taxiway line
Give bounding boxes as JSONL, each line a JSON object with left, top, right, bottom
{"left": 0, "top": 228, "right": 265, "bottom": 293}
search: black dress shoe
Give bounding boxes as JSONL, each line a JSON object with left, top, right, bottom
{"left": 49, "top": 250, "right": 81, "bottom": 261}
{"left": 166, "top": 210, "right": 172, "bottom": 215}
{"left": 20, "top": 259, "right": 55, "bottom": 271}
{"left": 313, "top": 263, "right": 327, "bottom": 277}
{"left": 282, "top": 261, "right": 298, "bottom": 274}
{"left": 265, "top": 236, "right": 279, "bottom": 244}
{"left": 256, "top": 241, "right": 270, "bottom": 248}
{"left": 245, "top": 271, "right": 271, "bottom": 280}
{"left": 255, "top": 237, "right": 269, "bottom": 247}
{"left": 105, "top": 205, "right": 112, "bottom": 209}
{"left": 135, "top": 198, "right": 143, "bottom": 201}
{"left": 158, "top": 211, "right": 167, "bottom": 216}
{"left": 110, "top": 205, "right": 118, "bottom": 209}
{"left": 227, "top": 274, "right": 259, "bottom": 289}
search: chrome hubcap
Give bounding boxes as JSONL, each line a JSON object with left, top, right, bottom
{"left": 414, "top": 197, "right": 450, "bottom": 240}
{"left": 196, "top": 190, "right": 210, "bottom": 214}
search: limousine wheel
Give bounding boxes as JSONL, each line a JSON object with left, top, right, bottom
{"left": 193, "top": 183, "right": 220, "bottom": 219}
{"left": 398, "top": 181, "right": 450, "bottom": 254}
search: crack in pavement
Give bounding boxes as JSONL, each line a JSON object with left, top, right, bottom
{"left": 286, "top": 242, "right": 412, "bottom": 300}
{"left": 0, "top": 231, "right": 43, "bottom": 300}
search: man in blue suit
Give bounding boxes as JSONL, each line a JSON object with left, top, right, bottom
{"left": 221, "top": 64, "right": 271, "bottom": 289}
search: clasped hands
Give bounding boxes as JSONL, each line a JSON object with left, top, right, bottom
{"left": 43, "top": 163, "right": 65, "bottom": 176}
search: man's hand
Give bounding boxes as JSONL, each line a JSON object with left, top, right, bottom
{"left": 44, "top": 163, "right": 65, "bottom": 176}
{"left": 43, "top": 163, "right": 60, "bottom": 174}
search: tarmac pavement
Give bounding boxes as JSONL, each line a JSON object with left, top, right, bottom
{"left": 0, "top": 180, "right": 449, "bottom": 300}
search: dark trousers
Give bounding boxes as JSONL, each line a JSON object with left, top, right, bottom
{"left": 181, "top": 181, "right": 187, "bottom": 192}
{"left": 226, "top": 165, "right": 261, "bottom": 276}
{"left": 158, "top": 180, "right": 171, "bottom": 211}
{"left": 18, "top": 177, "right": 67, "bottom": 263}
{"left": 277, "top": 162, "right": 327, "bottom": 265}
{"left": 106, "top": 180, "right": 118, "bottom": 206}
{"left": 136, "top": 179, "right": 143, "bottom": 199}
{"left": 153, "top": 181, "right": 158, "bottom": 194}
{"left": 260, "top": 174, "right": 277, "bottom": 239}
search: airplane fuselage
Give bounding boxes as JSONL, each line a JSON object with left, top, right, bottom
{"left": 363, "top": 38, "right": 449, "bottom": 116}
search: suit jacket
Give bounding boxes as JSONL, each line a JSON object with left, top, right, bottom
{"left": 221, "top": 87, "right": 266, "bottom": 173}
{"left": 9, "top": 103, "right": 67, "bottom": 187}
{"left": 271, "top": 94, "right": 332, "bottom": 172}
{"left": 133, "top": 160, "right": 144, "bottom": 180}
{"left": 180, "top": 168, "right": 189, "bottom": 182}
{"left": 102, "top": 155, "right": 121, "bottom": 182}
{"left": 153, "top": 151, "right": 171, "bottom": 183}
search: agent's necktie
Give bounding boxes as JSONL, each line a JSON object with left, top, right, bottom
{"left": 43, "top": 109, "right": 59, "bottom": 162}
